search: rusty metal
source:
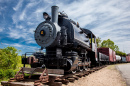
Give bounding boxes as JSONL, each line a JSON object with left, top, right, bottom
{"left": 27, "top": 56, "right": 38, "bottom": 64}
{"left": 34, "top": 68, "right": 49, "bottom": 85}
{"left": 39, "top": 68, "right": 49, "bottom": 83}
{"left": 9, "top": 68, "right": 25, "bottom": 81}
{"left": 28, "top": 68, "right": 37, "bottom": 78}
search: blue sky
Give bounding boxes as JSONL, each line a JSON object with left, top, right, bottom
{"left": 0, "top": 0, "right": 130, "bottom": 55}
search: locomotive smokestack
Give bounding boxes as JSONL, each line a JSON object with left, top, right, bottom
{"left": 51, "top": 6, "right": 59, "bottom": 23}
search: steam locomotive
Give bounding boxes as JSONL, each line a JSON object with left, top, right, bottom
{"left": 22, "top": 6, "right": 101, "bottom": 73}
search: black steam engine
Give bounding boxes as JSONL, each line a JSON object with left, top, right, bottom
{"left": 22, "top": 6, "right": 97, "bottom": 73}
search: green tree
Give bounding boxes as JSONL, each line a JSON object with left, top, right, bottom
{"left": 96, "top": 37, "right": 101, "bottom": 48}
{"left": 116, "top": 51, "right": 126, "bottom": 56}
{"left": 101, "top": 39, "right": 126, "bottom": 56}
{"left": 101, "top": 39, "right": 114, "bottom": 50}
{"left": 114, "top": 45, "right": 119, "bottom": 51}
{"left": 101, "top": 39, "right": 117, "bottom": 51}
{"left": 0, "top": 46, "right": 21, "bottom": 69}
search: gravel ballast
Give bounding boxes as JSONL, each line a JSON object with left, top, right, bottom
{"left": 63, "top": 65, "right": 126, "bottom": 86}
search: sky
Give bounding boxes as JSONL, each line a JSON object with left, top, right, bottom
{"left": 0, "top": 0, "right": 130, "bottom": 55}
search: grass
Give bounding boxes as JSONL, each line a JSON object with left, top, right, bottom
{"left": 107, "top": 64, "right": 115, "bottom": 69}
{"left": 0, "top": 78, "right": 9, "bottom": 86}
{"left": 0, "top": 78, "right": 9, "bottom": 82}
{"left": 107, "top": 63, "right": 129, "bottom": 70}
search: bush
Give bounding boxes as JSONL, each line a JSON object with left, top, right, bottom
{"left": 0, "top": 46, "right": 21, "bottom": 69}
{"left": 0, "top": 69, "right": 5, "bottom": 79}
{"left": 5, "top": 69, "right": 15, "bottom": 78}
{"left": 13, "top": 69, "right": 20, "bottom": 75}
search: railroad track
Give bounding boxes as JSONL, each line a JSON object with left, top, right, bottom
{"left": 1, "top": 65, "right": 107, "bottom": 86}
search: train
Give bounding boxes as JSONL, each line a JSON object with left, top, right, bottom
{"left": 22, "top": 6, "right": 130, "bottom": 73}
{"left": 97, "top": 48, "right": 130, "bottom": 64}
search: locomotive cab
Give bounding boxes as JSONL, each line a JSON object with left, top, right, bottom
{"left": 82, "top": 29, "right": 98, "bottom": 66}
{"left": 82, "top": 29, "right": 97, "bottom": 52}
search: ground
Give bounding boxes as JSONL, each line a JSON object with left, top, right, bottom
{"left": 116, "top": 63, "right": 130, "bottom": 86}
{"left": 63, "top": 64, "right": 126, "bottom": 86}
{"left": 0, "top": 64, "right": 127, "bottom": 86}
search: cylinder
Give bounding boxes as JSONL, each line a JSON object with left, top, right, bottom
{"left": 51, "top": 6, "right": 59, "bottom": 23}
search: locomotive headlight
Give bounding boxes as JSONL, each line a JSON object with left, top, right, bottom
{"left": 40, "top": 30, "right": 46, "bottom": 36}
{"left": 43, "top": 12, "right": 48, "bottom": 19}
{"left": 43, "top": 12, "right": 51, "bottom": 21}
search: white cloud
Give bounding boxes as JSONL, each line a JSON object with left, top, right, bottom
{"left": 19, "top": 10, "right": 26, "bottom": 20}
{"left": 1, "top": 42, "right": 39, "bottom": 53}
{"left": 2, "top": 43, "right": 9, "bottom": 46}
{"left": 44, "top": 0, "right": 53, "bottom": 4}
{"left": 16, "top": 25, "right": 24, "bottom": 29}
{"left": 13, "top": 0, "right": 23, "bottom": 11}
{"left": 13, "top": 43, "right": 22, "bottom": 47}
{"left": 7, "top": 27, "right": 36, "bottom": 44}
{"left": 1, "top": 43, "right": 22, "bottom": 48}
{"left": 58, "top": 0, "right": 130, "bottom": 53}
{"left": 28, "top": 28, "right": 35, "bottom": 34}
{"left": 0, "top": 6, "right": 7, "bottom": 16}
{"left": 11, "top": 0, "right": 46, "bottom": 44}
{"left": 8, "top": 28, "right": 26, "bottom": 39}
{"left": 0, "top": 28, "right": 3, "bottom": 32}
{"left": 27, "top": 22, "right": 35, "bottom": 25}
{"left": 26, "top": 37, "right": 36, "bottom": 44}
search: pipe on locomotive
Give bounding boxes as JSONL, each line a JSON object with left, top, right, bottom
{"left": 51, "top": 6, "right": 59, "bottom": 23}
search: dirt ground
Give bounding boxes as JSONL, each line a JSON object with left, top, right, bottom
{"left": 0, "top": 64, "right": 126, "bottom": 86}
{"left": 63, "top": 65, "right": 126, "bottom": 86}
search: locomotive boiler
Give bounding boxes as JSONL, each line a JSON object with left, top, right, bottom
{"left": 22, "top": 6, "right": 97, "bottom": 73}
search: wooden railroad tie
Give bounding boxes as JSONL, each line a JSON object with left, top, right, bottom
{"left": 67, "top": 78, "right": 75, "bottom": 82}
{"left": 75, "top": 73, "right": 83, "bottom": 78}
